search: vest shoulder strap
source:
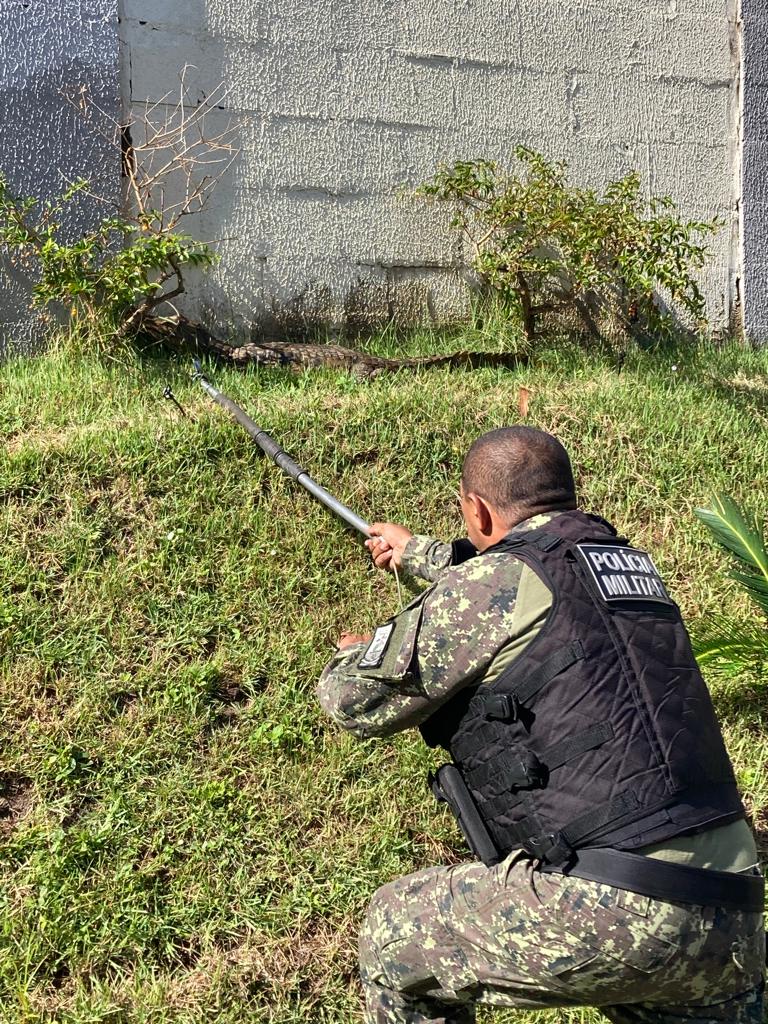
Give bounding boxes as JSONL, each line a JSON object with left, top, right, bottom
{"left": 472, "top": 640, "right": 586, "bottom": 722}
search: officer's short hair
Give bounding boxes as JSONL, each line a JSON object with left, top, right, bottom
{"left": 461, "top": 427, "right": 576, "bottom": 515}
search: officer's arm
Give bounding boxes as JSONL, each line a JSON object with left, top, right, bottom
{"left": 368, "top": 522, "right": 477, "bottom": 584}
{"left": 317, "top": 594, "right": 432, "bottom": 739}
{"left": 400, "top": 536, "right": 477, "bottom": 583}
{"left": 317, "top": 556, "right": 525, "bottom": 739}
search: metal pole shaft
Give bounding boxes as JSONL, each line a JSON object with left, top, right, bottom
{"left": 193, "top": 365, "right": 371, "bottom": 536}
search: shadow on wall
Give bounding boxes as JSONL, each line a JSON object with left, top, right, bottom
{"left": 223, "top": 264, "right": 470, "bottom": 343}
{"left": 0, "top": 67, "right": 121, "bottom": 354}
{"left": 187, "top": 151, "right": 467, "bottom": 344}
{"left": 188, "top": 194, "right": 469, "bottom": 346}
{"left": 0, "top": 0, "right": 121, "bottom": 355}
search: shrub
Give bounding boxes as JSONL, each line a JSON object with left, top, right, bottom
{"left": 0, "top": 70, "right": 238, "bottom": 347}
{"left": 0, "top": 174, "right": 215, "bottom": 336}
{"left": 417, "top": 147, "right": 720, "bottom": 343}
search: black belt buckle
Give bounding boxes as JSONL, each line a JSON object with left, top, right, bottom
{"left": 523, "top": 831, "right": 573, "bottom": 866}
{"left": 485, "top": 693, "right": 520, "bottom": 722}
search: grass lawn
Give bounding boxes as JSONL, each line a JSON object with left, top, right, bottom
{"left": 1, "top": 328, "right": 766, "bottom": 1023}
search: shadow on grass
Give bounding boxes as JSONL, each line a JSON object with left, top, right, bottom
{"left": 700, "top": 376, "right": 768, "bottom": 423}
{"left": 711, "top": 681, "right": 767, "bottom": 728}
{"left": 59, "top": 309, "right": 740, "bottom": 399}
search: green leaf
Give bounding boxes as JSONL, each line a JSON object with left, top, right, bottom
{"left": 695, "top": 494, "right": 768, "bottom": 578}
{"left": 415, "top": 148, "right": 719, "bottom": 342}
{"left": 693, "top": 619, "right": 768, "bottom": 671}
{"left": 730, "top": 569, "right": 768, "bottom": 618}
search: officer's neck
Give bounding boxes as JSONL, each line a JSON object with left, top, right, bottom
{"left": 472, "top": 509, "right": 529, "bottom": 552}
{"left": 474, "top": 504, "right": 575, "bottom": 553}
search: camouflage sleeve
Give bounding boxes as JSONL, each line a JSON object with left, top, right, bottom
{"left": 401, "top": 535, "right": 477, "bottom": 582}
{"left": 316, "top": 553, "right": 526, "bottom": 739}
{"left": 416, "top": 554, "right": 525, "bottom": 693}
{"left": 400, "top": 535, "right": 453, "bottom": 582}
{"left": 316, "top": 593, "right": 431, "bottom": 739}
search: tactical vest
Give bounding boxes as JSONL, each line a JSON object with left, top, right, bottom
{"left": 420, "top": 510, "right": 746, "bottom": 868}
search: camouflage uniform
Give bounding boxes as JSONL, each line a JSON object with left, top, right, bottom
{"left": 317, "top": 514, "right": 766, "bottom": 1024}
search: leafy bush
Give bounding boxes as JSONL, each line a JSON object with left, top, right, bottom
{"left": 0, "top": 174, "right": 216, "bottom": 338}
{"left": 694, "top": 494, "right": 768, "bottom": 677}
{"left": 0, "top": 72, "right": 238, "bottom": 347}
{"left": 417, "top": 147, "right": 720, "bottom": 343}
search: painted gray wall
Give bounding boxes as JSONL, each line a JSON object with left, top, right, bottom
{"left": 0, "top": 0, "right": 120, "bottom": 354}
{"left": 121, "top": 0, "right": 742, "bottom": 340}
{"left": 741, "top": 0, "right": 768, "bottom": 343}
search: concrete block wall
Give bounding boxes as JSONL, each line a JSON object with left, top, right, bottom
{"left": 741, "top": 0, "right": 768, "bottom": 343}
{"left": 120, "top": 0, "right": 742, "bottom": 339}
{"left": 0, "top": 0, "right": 121, "bottom": 354}
{"left": 2, "top": 0, "right": 763, "bottom": 344}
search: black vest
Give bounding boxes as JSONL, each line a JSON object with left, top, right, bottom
{"left": 421, "top": 511, "right": 746, "bottom": 866}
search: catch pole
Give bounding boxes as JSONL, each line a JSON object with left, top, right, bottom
{"left": 192, "top": 361, "right": 371, "bottom": 536}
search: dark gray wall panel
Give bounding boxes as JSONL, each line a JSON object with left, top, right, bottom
{"left": 741, "top": 0, "right": 768, "bottom": 343}
{"left": 0, "top": 0, "right": 120, "bottom": 354}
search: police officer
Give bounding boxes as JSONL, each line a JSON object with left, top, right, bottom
{"left": 317, "top": 426, "right": 765, "bottom": 1024}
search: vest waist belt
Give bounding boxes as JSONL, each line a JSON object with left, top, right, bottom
{"left": 540, "top": 847, "right": 765, "bottom": 914}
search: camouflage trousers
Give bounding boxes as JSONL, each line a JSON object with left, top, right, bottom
{"left": 359, "top": 853, "right": 765, "bottom": 1023}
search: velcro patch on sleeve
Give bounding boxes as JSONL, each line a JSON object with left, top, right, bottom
{"left": 576, "top": 544, "right": 673, "bottom": 606}
{"left": 358, "top": 623, "right": 396, "bottom": 669}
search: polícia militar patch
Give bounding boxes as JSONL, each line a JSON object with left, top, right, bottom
{"left": 576, "top": 544, "right": 674, "bottom": 606}
{"left": 358, "top": 622, "right": 395, "bottom": 669}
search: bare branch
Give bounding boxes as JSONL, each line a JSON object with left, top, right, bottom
{"left": 61, "top": 68, "right": 242, "bottom": 229}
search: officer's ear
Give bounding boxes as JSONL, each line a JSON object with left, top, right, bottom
{"left": 464, "top": 491, "right": 494, "bottom": 537}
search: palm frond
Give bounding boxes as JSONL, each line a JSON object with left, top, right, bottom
{"left": 694, "top": 618, "right": 768, "bottom": 671}
{"left": 695, "top": 494, "right": 768, "bottom": 578}
{"left": 730, "top": 569, "right": 768, "bottom": 619}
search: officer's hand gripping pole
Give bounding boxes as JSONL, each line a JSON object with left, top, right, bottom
{"left": 191, "top": 361, "right": 371, "bottom": 537}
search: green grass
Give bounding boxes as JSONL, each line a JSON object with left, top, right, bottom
{"left": 0, "top": 330, "right": 766, "bottom": 1023}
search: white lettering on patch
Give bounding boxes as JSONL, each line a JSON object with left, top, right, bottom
{"left": 577, "top": 544, "right": 673, "bottom": 606}
{"left": 358, "top": 623, "right": 396, "bottom": 669}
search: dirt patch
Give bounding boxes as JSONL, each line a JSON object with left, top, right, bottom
{"left": 200, "top": 677, "right": 261, "bottom": 736}
{"left": 0, "top": 771, "right": 34, "bottom": 833}
{"left": 212, "top": 678, "right": 253, "bottom": 706}
{"left": 110, "top": 689, "right": 139, "bottom": 714}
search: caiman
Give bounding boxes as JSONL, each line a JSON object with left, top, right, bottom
{"left": 141, "top": 314, "right": 520, "bottom": 378}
